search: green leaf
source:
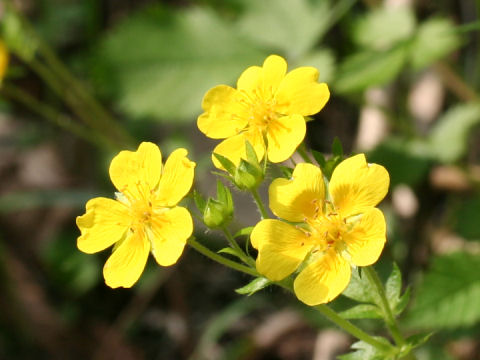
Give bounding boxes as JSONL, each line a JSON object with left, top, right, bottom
{"left": 334, "top": 45, "right": 408, "bottom": 93}
{"left": 427, "top": 103, "right": 480, "bottom": 163}
{"left": 342, "top": 268, "right": 376, "bottom": 304}
{"left": 93, "top": 5, "right": 266, "bottom": 122}
{"left": 385, "top": 263, "right": 401, "bottom": 307}
{"left": 405, "top": 332, "right": 434, "bottom": 350}
{"left": 237, "top": 0, "right": 331, "bottom": 58}
{"left": 394, "top": 287, "right": 411, "bottom": 316}
{"left": 338, "top": 338, "right": 394, "bottom": 360}
{"left": 213, "top": 153, "right": 237, "bottom": 176}
{"left": 406, "top": 252, "right": 480, "bottom": 329}
{"left": 235, "top": 277, "right": 272, "bottom": 296}
{"left": 218, "top": 247, "right": 244, "bottom": 261}
{"left": 410, "top": 18, "right": 462, "bottom": 70}
{"left": 353, "top": 5, "right": 416, "bottom": 50}
{"left": 234, "top": 227, "right": 254, "bottom": 238}
{"left": 339, "top": 304, "right": 383, "bottom": 320}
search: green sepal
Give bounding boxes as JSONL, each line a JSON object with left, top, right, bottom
{"left": 216, "top": 180, "right": 234, "bottom": 215}
{"left": 234, "top": 227, "right": 254, "bottom": 238}
{"left": 312, "top": 150, "right": 326, "bottom": 168}
{"left": 213, "top": 153, "right": 236, "bottom": 176}
{"left": 235, "top": 277, "right": 272, "bottom": 296}
{"left": 234, "top": 159, "right": 264, "bottom": 190}
{"left": 332, "top": 136, "right": 344, "bottom": 157}
{"left": 193, "top": 189, "right": 207, "bottom": 213}
{"left": 218, "top": 247, "right": 244, "bottom": 261}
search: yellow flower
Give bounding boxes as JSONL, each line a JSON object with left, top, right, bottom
{"left": 198, "top": 55, "right": 330, "bottom": 167}
{"left": 251, "top": 154, "right": 389, "bottom": 305}
{"left": 77, "top": 142, "right": 196, "bottom": 288}
{"left": 0, "top": 40, "right": 9, "bottom": 82}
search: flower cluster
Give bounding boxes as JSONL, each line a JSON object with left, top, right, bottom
{"left": 78, "top": 55, "right": 389, "bottom": 307}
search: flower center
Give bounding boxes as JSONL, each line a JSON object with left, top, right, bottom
{"left": 130, "top": 199, "right": 153, "bottom": 228}
{"left": 305, "top": 202, "right": 349, "bottom": 254}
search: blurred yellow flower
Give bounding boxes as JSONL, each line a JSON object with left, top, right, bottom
{"left": 251, "top": 154, "right": 389, "bottom": 305}
{"left": 77, "top": 142, "right": 195, "bottom": 288}
{"left": 0, "top": 40, "right": 9, "bottom": 82}
{"left": 198, "top": 55, "right": 330, "bottom": 167}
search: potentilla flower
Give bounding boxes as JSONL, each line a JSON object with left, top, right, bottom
{"left": 77, "top": 142, "right": 196, "bottom": 288}
{"left": 198, "top": 55, "right": 330, "bottom": 167}
{"left": 250, "top": 154, "right": 389, "bottom": 305}
{"left": 0, "top": 40, "right": 9, "bottom": 82}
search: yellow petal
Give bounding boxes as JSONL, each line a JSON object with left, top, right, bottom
{"left": 237, "top": 65, "right": 262, "bottom": 93}
{"left": 212, "top": 133, "right": 265, "bottom": 168}
{"left": 345, "top": 208, "right": 386, "bottom": 266}
{"left": 156, "top": 148, "right": 195, "bottom": 207}
{"left": 294, "top": 249, "right": 351, "bottom": 305}
{"left": 77, "top": 197, "right": 130, "bottom": 254}
{"left": 275, "top": 67, "right": 330, "bottom": 116}
{"left": 251, "top": 219, "right": 313, "bottom": 281}
{"left": 266, "top": 114, "right": 306, "bottom": 163}
{"left": 0, "top": 40, "right": 8, "bottom": 81}
{"left": 329, "top": 154, "right": 390, "bottom": 217}
{"left": 103, "top": 230, "right": 150, "bottom": 288}
{"left": 269, "top": 163, "right": 325, "bottom": 222}
{"left": 198, "top": 85, "right": 248, "bottom": 139}
{"left": 260, "top": 55, "right": 287, "bottom": 97}
{"left": 109, "top": 142, "right": 162, "bottom": 199}
{"left": 149, "top": 206, "right": 192, "bottom": 266}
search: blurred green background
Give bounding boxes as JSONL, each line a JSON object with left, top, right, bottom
{"left": 1, "top": 0, "right": 480, "bottom": 359}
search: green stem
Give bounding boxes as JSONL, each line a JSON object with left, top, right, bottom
{"left": 314, "top": 304, "right": 394, "bottom": 353}
{"left": 250, "top": 188, "right": 269, "bottom": 219}
{"left": 363, "top": 266, "right": 406, "bottom": 347}
{"left": 222, "top": 227, "right": 255, "bottom": 267}
{"left": 274, "top": 280, "right": 394, "bottom": 354}
{"left": 187, "top": 237, "right": 258, "bottom": 277}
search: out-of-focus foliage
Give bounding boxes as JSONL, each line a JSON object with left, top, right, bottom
{"left": 406, "top": 253, "right": 480, "bottom": 329}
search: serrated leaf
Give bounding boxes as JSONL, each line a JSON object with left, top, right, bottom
{"left": 394, "top": 286, "right": 411, "bottom": 316}
{"left": 235, "top": 277, "right": 272, "bottom": 296}
{"left": 427, "top": 103, "right": 480, "bottom": 163}
{"left": 238, "top": 0, "right": 331, "bottom": 58}
{"left": 406, "top": 332, "right": 434, "bottom": 349}
{"left": 234, "top": 227, "right": 254, "bottom": 238}
{"left": 353, "top": 5, "right": 416, "bottom": 50}
{"left": 338, "top": 338, "right": 394, "bottom": 360}
{"left": 406, "top": 252, "right": 480, "bottom": 329}
{"left": 334, "top": 45, "right": 408, "bottom": 93}
{"left": 93, "top": 5, "right": 266, "bottom": 122}
{"left": 213, "top": 153, "right": 237, "bottom": 175}
{"left": 342, "top": 268, "right": 376, "bottom": 304}
{"left": 339, "top": 304, "right": 383, "bottom": 320}
{"left": 385, "top": 263, "right": 402, "bottom": 307}
{"left": 410, "top": 18, "right": 461, "bottom": 70}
